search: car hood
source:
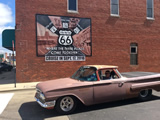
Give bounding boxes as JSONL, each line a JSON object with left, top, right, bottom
{"left": 36, "top": 77, "right": 92, "bottom": 94}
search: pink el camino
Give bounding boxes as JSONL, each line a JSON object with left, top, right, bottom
{"left": 35, "top": 65, "right": 160, "bottom": 114}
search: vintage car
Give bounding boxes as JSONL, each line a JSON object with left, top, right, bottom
{"left": 0, "top": 62, "right": 13, "bottom": 71}
{"left": 35, "top": 65, "right": 160, "bottom": 114}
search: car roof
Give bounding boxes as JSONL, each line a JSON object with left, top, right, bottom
{"left": 85, "top": 65, "right": 118, "bottom": 70}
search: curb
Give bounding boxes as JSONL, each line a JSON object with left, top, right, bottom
{"left": 0, "top": 87, "right": 36, "bottom": 93}
{"left": 0, "top": 82, "right": 39, "bottom": 92}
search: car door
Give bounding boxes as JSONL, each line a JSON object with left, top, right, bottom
{"left": 93, "top": 78, "right": 127, "bottom": 104}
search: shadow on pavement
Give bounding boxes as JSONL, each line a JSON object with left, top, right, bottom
{"left": 73, "top": 95, "right": 160, "bottom": 114}
{"left": 18, "top": 95, "right": 160, "bottom": 120}
{"left": 18, "top": 101, "right": 59, "bottom": 120}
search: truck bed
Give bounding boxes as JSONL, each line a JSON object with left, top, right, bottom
{"left": 121, "top": 72, "right": 160, "bottom": 92}
{"left": 121, "top": 72, "right": 160, "bottom": 78}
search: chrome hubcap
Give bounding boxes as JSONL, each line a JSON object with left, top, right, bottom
{"left": 140, "top": 90, "right": 149, "bottom": 97}
{"left": 60, "top": 97, "right": 74, "bottom": 112}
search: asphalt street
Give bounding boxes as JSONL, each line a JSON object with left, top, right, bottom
{"left": 0, "top": 90, "right": 160, "bottom": 120}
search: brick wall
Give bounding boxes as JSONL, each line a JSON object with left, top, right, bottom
{"left": 16, "top": 0, "right": 160, "bottom": 82}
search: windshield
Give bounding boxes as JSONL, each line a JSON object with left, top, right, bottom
{"left": 114, "top": 69, "right": 122, "bottom": 78}
{"left": 71, "top": 66, "right": 97, "bottom": 81}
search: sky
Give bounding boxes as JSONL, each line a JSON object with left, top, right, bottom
{"left": 0, "top": 0, "right": 15, "bottom": 54}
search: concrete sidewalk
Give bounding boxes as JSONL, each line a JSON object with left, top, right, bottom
{"left": 0, "top": 69, "right": 40, "bottom": 92}
{"left": 0, "top": 82, "right": 40, "bottom": 92}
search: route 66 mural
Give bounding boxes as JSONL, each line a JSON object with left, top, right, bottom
{"left": 36, "top": 14, "right": 92, "bottom": 61}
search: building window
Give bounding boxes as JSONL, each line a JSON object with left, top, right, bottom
{"left": 68, "top": 0, "right": 78, "bottom": 12}
{"left": 147, "top": 0, "right": 154, "bottom": 19}
{"left": 111, "top": 0, "right": 119, "bottom": 16}
{"left": 130, "top": 43, "right": 138, "bottom": 65}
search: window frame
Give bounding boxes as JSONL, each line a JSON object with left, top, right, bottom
{"left": 130, "top": 43, "right": 138, "bottom": 65}
{"left": 146, "top": 0, "right": 154, "bottom": 20}
{"left": 110, "top": 0, "right": 120, "bottom": 17}
{"left": 98, "top": 68, "right": 121, "bottom": 80}
{"left": 67, "top": 0, "right": 78, "bottom": 13}
{"left": 130, "top": 46, "right": 137, "bottom": 54}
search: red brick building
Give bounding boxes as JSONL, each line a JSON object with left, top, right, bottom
{"left": 16, "top": 0, "right": 160, "bottom": 82}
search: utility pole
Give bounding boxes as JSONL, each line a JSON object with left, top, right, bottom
{"left": 12, "top": 40, "right": 16, "bottom": 88}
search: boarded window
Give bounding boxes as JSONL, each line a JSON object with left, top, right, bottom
{"left": 130, "top": 43, "right": 138, "bottom": 65}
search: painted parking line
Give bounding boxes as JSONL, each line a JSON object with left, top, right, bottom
{"left": 0, "top": 93, "right": 14, "bottom": 115}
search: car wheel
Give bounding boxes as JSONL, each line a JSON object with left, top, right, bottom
{"left": 138, "top": 89, "right": 152, "bottom": 101}
{"left": 56, "top": 96, "right": 77, "bottom": 114}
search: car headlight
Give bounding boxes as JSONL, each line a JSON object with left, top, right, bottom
{"left": 40, "top": 92, "right": 45, "bottom": 100}
{"left": 36, "top": 88, "right": 41, "bottom": 93}
{"left": 36, "top": 88, "right": 45, "bottom": 100}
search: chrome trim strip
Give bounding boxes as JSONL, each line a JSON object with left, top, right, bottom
{"left": 35, "top": 97, "right": 56, "bottom": 108}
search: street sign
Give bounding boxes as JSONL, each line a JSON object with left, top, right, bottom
{"left": 2, "top": 29, "right": 15, "bottom": 51}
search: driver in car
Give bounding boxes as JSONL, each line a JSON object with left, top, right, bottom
{"left": 103, "top": 70, "right": 112, "bottom": 80}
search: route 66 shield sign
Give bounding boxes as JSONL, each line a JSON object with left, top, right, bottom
{"left": 58, "top": 35, "right": 73, "bottom": 46}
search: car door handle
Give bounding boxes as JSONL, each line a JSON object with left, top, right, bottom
{"left": 118, "top": 82, "right": 124, "bottom": 87}
{"left": 94, "top": 82, "right": 112, "bottom": 87}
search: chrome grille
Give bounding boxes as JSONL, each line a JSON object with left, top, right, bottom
{"left": 35, "top": 89, "right": 45, "bottom": 104}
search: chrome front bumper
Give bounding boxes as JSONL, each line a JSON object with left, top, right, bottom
{"left": 35, "top": 97, "right": 56, "bottom": 108}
